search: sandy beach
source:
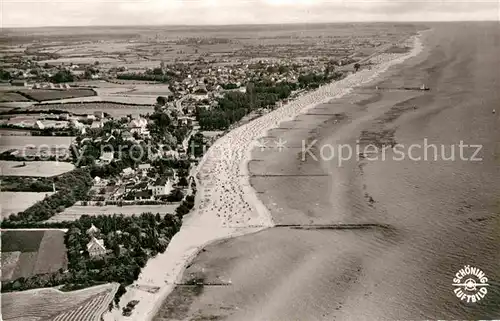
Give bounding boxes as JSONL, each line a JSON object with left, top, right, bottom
{"left": 103, "top": 30, "right": 426, "bottom": 321}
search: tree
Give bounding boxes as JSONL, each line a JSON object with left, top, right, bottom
{"left": 156, "top": 96, "right": 167, "bottom": 106}
{"left": 152, "top": 67, "right": 164, "bottom": 75}
{"left": 50, "top": 70, "right": 74, "bottom": 83}
{"left": 112, "top": 243, "right": 121, "bottom": 257}
{"left": 166, "top": 188, "right": 184, "bottom": 202}
{"left": 115, "top": 284, "right": 126, "bottom": 305}
{"left": 354, "top": 63, "right": 361, "bottom": 72}
{"left": 178, "top": 176, "right": 189, "bottom": 187}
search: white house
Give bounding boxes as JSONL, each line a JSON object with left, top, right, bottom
{"left": 86, "top": 236, "right": 106, "bottom": 258}
{"left": 122, "top": 167, "right": 135, "bottom": 178}
{"left": 138, "top": 163, "right": 151, "bottom": 176}
{"left": 122, "top": 131, "right": 135, "bottom": 141}
{"left": 149, "top": 178, "right": 172, "bottom": 197}
{"left": 99, "top": 152, "right": 114, "bottom": 164}
{"left": 128, "top": 117, "right": 149, "bottom": 135}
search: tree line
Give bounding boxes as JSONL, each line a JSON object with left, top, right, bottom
{"left": 5, "top": 168, "right": 93, "bottom": 223}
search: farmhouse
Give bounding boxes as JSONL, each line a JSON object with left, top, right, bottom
{"left": 86, "top": 236, "right": 106, "bottom": 258}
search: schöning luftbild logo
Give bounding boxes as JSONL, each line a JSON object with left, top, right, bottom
{"left": 453, "top": 265, "right": 489, "bottom": 303}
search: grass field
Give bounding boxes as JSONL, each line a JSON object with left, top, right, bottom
{"left": 0, "top": 161, "right": 75, "bottom": 177}
{"left": 39, "top": 56, "right": 122, "bottom": 65}
{"left": 0, "top": 192, "right": 54, "bottom": 219}
{"left": 33, "top": 101, "right": 154, "bottom": 117}
{"left": 1, "top": 283, "right": 119, "bottom": 321}
{"left": 18, "top": 88, "right": 97, "bottom": 102}
{"left": 46, "top": 204, "right": 179, "bottom": 222}
{"left": 0, "top": 135, "right": 74, "bottom": 153}
{"left": 0, "top": 92, "right": 32, "bottom": 102}
{"left": 0, "top": 101, "right": 35, "bottom": 109}
{"left": 34, "top": 94, "right": 157, "bottom": 105}
{"left": 0, "top": 229, "right": 68, "bottom": 282}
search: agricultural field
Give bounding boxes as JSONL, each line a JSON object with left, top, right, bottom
{"left": 0, "top": 129, "right": 32, "bottom": 136}
{"left": 38, "top": 56, "right": 122, "bottom": 65}
{"left": 17, "top": 88, "right": 97, "bottom": 102}
{"left": 0, "top": 92, "right": 32, "bottom": 102}
{"left": 34, "top": 94, "right": 157, "bottom": 105}
{"left": 1, "top": 283, "right": 119, "bottom": 321}
{"left": 0, "top": 101, "right": 35, "bottom": 109}
{"left": 0, "top": 115, "right": 68, "bottom": 128}
{"left": 0, "top": 229, "right": 68, "bottom": 282}
{"left": 47, "top": 204, "right": 179, "bottom": 222}
{"left": 0, "top": 161, "right": 75, "bottom": 177}
{"left": 0, "top": 135, "right": 74, "bottom": 153}
{"left": 111, "top": 84, "right": 172, "bottom": 96}
{"left": 0, "top": 192, "right": 54, "bottom": 219}
{"left": 33, "top": 101, "right": 154, "bottom": 118}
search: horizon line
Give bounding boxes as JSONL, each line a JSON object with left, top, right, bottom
{"left": 3, "top": 20, "right": 498, "bottom": 30}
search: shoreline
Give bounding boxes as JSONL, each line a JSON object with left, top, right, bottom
{"left": 103, "top": 30, "right": 426, "bottom": 321}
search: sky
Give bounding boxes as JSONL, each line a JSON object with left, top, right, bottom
{"left": 1, "top": 0, "right": 499, "bottom": 28}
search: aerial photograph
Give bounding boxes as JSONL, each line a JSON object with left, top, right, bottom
{"left": 0, "top": 0, "right": 499, "bottom": 320}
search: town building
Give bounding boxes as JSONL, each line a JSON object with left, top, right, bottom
{"left": 71, "top": 119, "right": 86, "bottom": 135}
{"left": 122, "top": 167, "right": 135, "bottom": 178}
{"left": 128, "top": 117, "right": 149, "bottom": 135}
{"left": 138, "top": 163, "right": 151, "bottom": 176}
{"left": 99, "top": 152, "right": 114, "bottom": 164}
{"left": 149, "top": 178, "right": 172, "bottom": 197}
{"left": 177, "top": 116, "right": 194, "bottom": 126}
{"left": 121, "top": 131, "right": 135, "bottom": 141}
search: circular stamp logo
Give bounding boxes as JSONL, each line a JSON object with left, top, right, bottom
{"left": 453, "top": 265, "right": 489, "bottom": 303}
